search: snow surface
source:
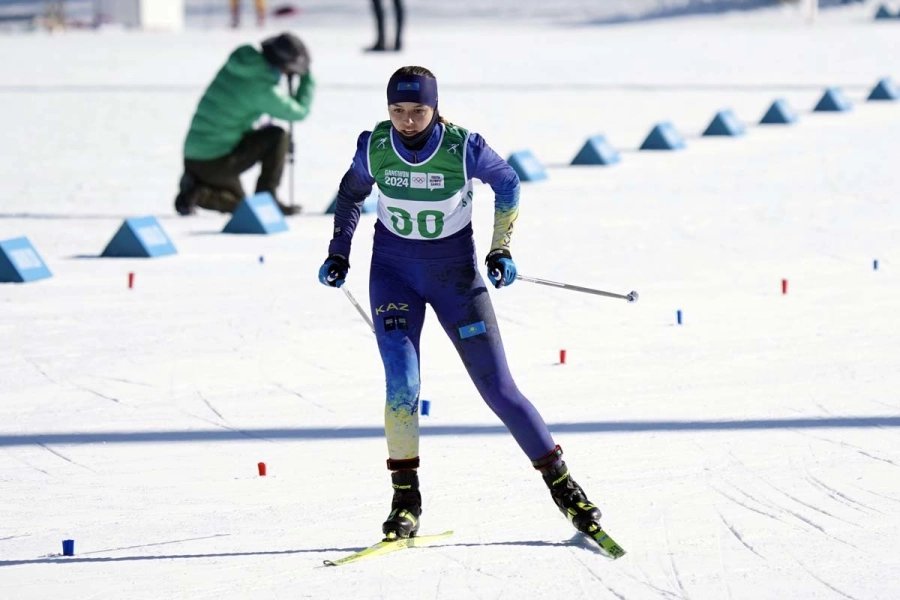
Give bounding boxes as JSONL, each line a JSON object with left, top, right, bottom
{"left": 2, "top": 4, "right": 900, "bottom": 599}
{"left": 0, "top": 1, "right": 803, "bottom": 24}
{"left": 0, "top": 0, "right": 877, "bottom": 28}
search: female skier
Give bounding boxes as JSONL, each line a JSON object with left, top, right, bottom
{"left": 317, "top": 66, "right": 602, "bottom": 541}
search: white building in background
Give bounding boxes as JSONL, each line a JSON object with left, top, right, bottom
{"left": 93, "top": 0, "right": 185, "bottom": 31}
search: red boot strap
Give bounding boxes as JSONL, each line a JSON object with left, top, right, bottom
{"left": 531, "top": 445, "right": 563, "bottom": 470}
{"left": 387, "top": 456, "right": 420, "bottom": 471}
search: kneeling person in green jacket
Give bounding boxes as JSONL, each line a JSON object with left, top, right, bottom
{"left": 176, "top": 32, "right": 315, "bottom": 216}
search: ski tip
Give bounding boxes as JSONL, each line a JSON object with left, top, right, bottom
{"left": 323, "top": 560, "right": 336, "bottom": 567}
{"left": 590, "top": 527, "right": 627, "bottom": 559}
{"left": 412, "top": 530, "right": 454, "bottom": 539}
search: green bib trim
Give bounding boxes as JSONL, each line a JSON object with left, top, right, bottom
{"left": 367, "top": 122, "right": 475, "bottom": 240}
{"left": 368, "top": 121, "right": 468, "bottom": 202}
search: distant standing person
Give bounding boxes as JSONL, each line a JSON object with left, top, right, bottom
{"left": 231, "top": 0, "right": 267, "bottom": 28}
{"left": 175, "top": 32, "right": 314, "bottom": 216}
{"left": 367, "top": 0, "right": 405, "bottom": 52}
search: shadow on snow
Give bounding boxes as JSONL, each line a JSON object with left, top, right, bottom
{"left": 2, "top": 416, "right": 899, "bottom": 447}
{"left": 0, "top": 538, "right": 583, "bottom": 568}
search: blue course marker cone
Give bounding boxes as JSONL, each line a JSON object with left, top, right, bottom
{"left": 571, "top": 135, "right": 621, "bottom": 166}
{"left": 62, "top": 540, "right": 75, "bottom": 556}
{"left": 760, "top": 99, "right": 799, "bottom": 125}
{"left": 874, "top": 5, "right": 894, "bottom": 19}
{"left": 640, "top": 122, "right": 686, "bottom": 151}
{"left": 676, "top": 310, "right": 683, "bottom": 325}
{"left": 223, "top": 193, "right": 288, "bottom": 235}
{"left": 0, "top": 237, "right": 52, "bottom": 283}
{"left": 101, "top": 217, "right": 177, "bottom": 258}
{"left": 814, "top": 87, "right": 853, "bottom": 112}
{"left": 703, "top": 109, "right": 746, "bottom": 137}
{"left": 868, "top": 78, "right": 899, "bottom": 102}
{"left": 421, "top": 399, "right": 431, "bottom": 416}
{"left": 507, "top": 150, "right": 548, "bottom": 182}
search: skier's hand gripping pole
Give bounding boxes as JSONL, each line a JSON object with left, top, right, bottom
{"left": 518, "top": 274, "right": 639, "bottom": 303}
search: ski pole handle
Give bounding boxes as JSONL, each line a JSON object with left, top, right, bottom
{"left": 342, "top": 286, "right": 375, "bottom": 332}
{"left": 518, "top": 274, "right": 638, "bottom": 303}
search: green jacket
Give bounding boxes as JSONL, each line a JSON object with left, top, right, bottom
{"left": 183, "top": 44, "right": 315, "bottom": 160}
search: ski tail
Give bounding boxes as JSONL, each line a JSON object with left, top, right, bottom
{"left": 323, "top": 530, "right": 453, "bottom": 567}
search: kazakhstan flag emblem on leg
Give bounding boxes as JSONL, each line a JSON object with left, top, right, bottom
{"left": 459, "top": 321, "right": 486, "bottom": 339}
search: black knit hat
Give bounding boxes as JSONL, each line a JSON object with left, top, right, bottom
{"left": 261, "top": 32, "right": 309, "bottom": 75}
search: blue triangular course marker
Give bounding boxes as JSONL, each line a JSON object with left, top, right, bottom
{"left": 874, "top": 5, "right": 894, "bottom": 19}
{"left": 814, "top": 87, "right": 853, "bottom": 112}
{"left": 223, "top": 192, "right": 288, "bottom": 235}
{"left": 325, "top": 193, "right": 378, "bottom": 215}
{"left": 101, "top": 216, "right": 177, "bottom": 258}
{"left": 507, "top": 150, "right": 548, "bottom": 182}
{"left": 703, "top": 110, "right": 746, "bottom": 137}
{"left": 868, "top": 78, "right": 900, "bottom": 101}
{"left": 760, "top": 99, "right": 799, "bottom": 125}
{"left": 640, "top": 122, "right": 686, "bottom": 151}
{"left": 571, "top": 135, "right": 621, "bottom": 166}
{"left": 0, "top": 237, "right": 52, "bottom": 283}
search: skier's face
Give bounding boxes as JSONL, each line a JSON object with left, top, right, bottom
{"left": 389, "top": 103, "right": 435, "bottom": 137}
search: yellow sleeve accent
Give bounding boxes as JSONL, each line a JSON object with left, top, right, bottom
{"left": 491, "top": 205, "right": 518, "bottom": 251}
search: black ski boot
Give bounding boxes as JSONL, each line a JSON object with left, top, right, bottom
{"left": 193, "top": 186, "right": 240, "bottom": 214}
{"left": 536, "top": 448, "right": 602, "bottom": 535}
{"left": 273, "top": 197, "right": 302, "bottom": 216}
{"left": 174, "top": 172, "right": 198, "bottom": 216}
{"left": 382, "top": 469, "right": 421, "bottom": 540}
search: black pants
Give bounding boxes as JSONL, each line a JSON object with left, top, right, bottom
{"left": 371, "top": 0, "right": 405, "bottom": 49}
{"left": 184, "top": 125, "right": 288, "bottom": 201}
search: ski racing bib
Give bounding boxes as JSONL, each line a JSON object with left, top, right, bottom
{"left": 367, "top": 121, "right": 473, "bottom": 240}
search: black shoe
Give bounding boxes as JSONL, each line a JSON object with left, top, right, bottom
{"left": 382, "top": 470, "right": 421, "bottom": 540}
{"left": 257, "top": 190, "right": 302, "bottom": 216}
{"left": 541, "top": 460, "right": 602, "bottom": 535}
{"left": 275, "top": 199, "right": 302, "bottom": 216}
{"left": 174, "top": 173, "right": 198, "bottom": 216}
{"left": 194, "top": 186, "right": 241, "bottom": 214}
{"left": 365, "top": 41, "right": 388, "bottom": 52}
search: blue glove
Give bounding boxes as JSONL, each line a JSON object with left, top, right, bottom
{"left": 318, "top": 254, "right": 349, "bottom": 288}
{"left": 485, "top": 249, "right": 517, "bottom": 289}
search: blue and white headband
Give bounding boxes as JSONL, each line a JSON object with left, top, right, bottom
{"left": 386, "top": 73, "right": 438, "bottom": 108}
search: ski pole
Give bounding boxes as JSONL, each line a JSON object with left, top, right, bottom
{"left": 286, "top": 74, "right": 296, "bottom": 209}
{"left": 342, "top": 286, "right": 375, "bottom": 332}
{"left": 517, "top": 274, "right": 639, "bottom": 303}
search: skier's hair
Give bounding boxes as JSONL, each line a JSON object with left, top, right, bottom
{"left": 391, "top": 66, "right": 450, "bottom": 125}
{"left": 393, "top": 65, "right": 434, "bottom": 78}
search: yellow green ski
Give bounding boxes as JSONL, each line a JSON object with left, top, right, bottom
{"left": 323, "top": 530, "right": 454, "bottom": 567}
{"left": 586, "top": 524, "right": 626, "bottom": 559}
{"left": 322, "top": 526, "right": 624, "bottom": 566}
